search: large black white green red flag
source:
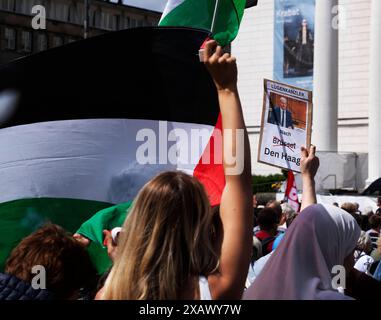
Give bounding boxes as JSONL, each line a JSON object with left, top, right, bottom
{"left": 0, "top": 27, "right": 225, "bottom": 272}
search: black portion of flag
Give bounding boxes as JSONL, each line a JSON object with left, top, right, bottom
{"left": 0, "top": 27, "right": 218, "bottom": 129}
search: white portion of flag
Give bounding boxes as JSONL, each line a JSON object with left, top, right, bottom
{"left": 160, "top": 0, "right": 186, "bottom": 23}
{"left": 0, "top": 119, "right": 213, "bottom": 204}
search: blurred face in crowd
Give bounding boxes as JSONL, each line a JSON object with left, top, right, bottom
{"left": 280, "top": 97, "right": 288, "bottom": 111}
{"left": 253, "top": 195, "right": 257, "bottom": 208}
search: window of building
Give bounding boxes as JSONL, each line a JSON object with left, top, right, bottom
{"left": 100, "top": 12, "right": 108, "bottom": 29}
{"left": 15, "top": 0, "right": 33, "bottom": 14}
{"left": 49, "top": 1, "right": 69, "bottom": 21}
{"left": 36, "top": 33, "right": 47, "bottom": 52}
{"left": 51, "top": 35, "right": 63, "bottom": 48}
{"left": 76, "top": 5, "right": 84, "bottom": 25}
{"left": 0, "top": 0, "right": 15, "bottom": 11}
{"left": 93, "top": 8, "right": 101, "bottom": 28}
{"left": 68, "top": 3, "right": 79, "bottom": 24}
{"left": 123, "top": 16, "right": 130, "bottom": 29}
{"left": 130, "top": 18, "right": 137, "bottom": 28}
{"left": 112, "top": 15, "right": 119, "bottom": 31}
{"left": 3, "top": 27, "right": 16, "bottom": 50}
{"left": 20, "top": 30, "right": 32, "bottom": 52}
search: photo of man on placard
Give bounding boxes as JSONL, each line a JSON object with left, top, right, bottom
{"left": 268, "top": 96, "right": 294, "bottom": 129}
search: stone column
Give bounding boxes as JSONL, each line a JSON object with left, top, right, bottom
{"left": 312, "top": 0, "right": 339, "bottom": 152}
{"left": 367, "top": 0, "right": 381, "bottom": 185}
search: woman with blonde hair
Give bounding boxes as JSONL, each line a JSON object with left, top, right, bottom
{"left": 97, "top": 40, "right": 253, "bottom": 300}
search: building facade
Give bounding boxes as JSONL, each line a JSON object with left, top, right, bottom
{"left": 232, "top": 0, "right": 380, "bottom": 190}
{"left": 0, "top": 0, "right": 161, "bottom": 64}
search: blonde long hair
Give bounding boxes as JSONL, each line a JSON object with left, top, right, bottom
{"left": 101, "top": 171, "right": 219, "bottom": 300}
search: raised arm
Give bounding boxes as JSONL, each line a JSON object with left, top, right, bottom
{"left": 203, "top": 40, "right": 253, "bottom": 299}
{"left": 300, "top": 145, "right": 319, "bottom": 211}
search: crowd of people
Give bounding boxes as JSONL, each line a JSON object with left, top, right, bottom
{"left": 246, "top": 196, "right": 381, "bottom": 299}
{"left": 0, "top": 40, "right": 380, "bottom": 300}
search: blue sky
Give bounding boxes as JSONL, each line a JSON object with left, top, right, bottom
{"left": 123, "top": 0, "right": 167, "bottom": 12}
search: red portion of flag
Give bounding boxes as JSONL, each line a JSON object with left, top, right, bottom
{"left": 200, "top": 37, "right": 212, "bottom": 49}
{"left": 284, "top": 171, "right": 300, "bottom": 212}
{"left": 194, "top": 114, "right": 225, "bottom": 207}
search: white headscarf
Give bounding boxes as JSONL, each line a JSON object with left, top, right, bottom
{"left": 243, "top": 204, "right": 361, "bottom": 300}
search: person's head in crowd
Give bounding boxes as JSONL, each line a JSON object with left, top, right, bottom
{"left": 354, "top": 203, "right": 360, "bottom": 213}
{"left": 243, "top": 204, "right": 361, "bottom": 300}
{"left": 281, "top": 203, "right": 296, "bottom": 219}
{"left": 286, "top": 212, "right": 298, "bottom": 228}
{"left": 5, "top": 223, "right": 97, "bottom": 299}
{"left": 369, "top": 215, "right": 381, "bottom": 233}
{"left": 371, "top": 237, "right": 381, "bottom": 262}
{"left": 333, "top": 202, "right": 339, "bottom": 207}
{"left": 257, "top": 208, "right": 279, "bottom": 236}
{"left": 356, "top": 231, "right": 372, "bottom": 255}
{"left": 341, "top": 202, "right": 362, "bottom": 226}
{"left": 359, "top": 215, "right": 370, "bottom": 231}
{"left": 375, "top": 197, "right": 381, "bottom": 216}
{"left": 266, "top": 200, "right": 282, "bottom": 224}
{"left": 100, "top": 171, "right": 219, "bottom": 300}
{"left": 252, "top": 195, "right": 259, "bottom": 227}
{"left": 341, "top": 203, "right": 357, "bottom": 215}
{"left": 253, "top": 195, "right": 258, "bottom": 208}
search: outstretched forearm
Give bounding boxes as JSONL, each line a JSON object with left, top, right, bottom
{"left": 300, "top": 145, "right": 319, "bottom": 211}
{"left": 217, "top": 88, "right": 253, "bottom": 298}
{"left": 218, "top": 88, "right": 252, "bottom": 185}
{"left": 301, "top": 175, "right": 317, "bottom": 211}
{"left": 202, "top": 40, "right": 253, "bottom": 299}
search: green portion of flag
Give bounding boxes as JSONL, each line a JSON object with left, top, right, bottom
{"left": 76, "top": 201, "right": 132, "bottom": 246}
{"left": 0, "top": 198, "right": 113, "bottom": 274}
{"left": 159, "top": 0, "right": 245, "bottom": 46}
{"left": 75, "top": 201, "right": 132, "bottom": 274}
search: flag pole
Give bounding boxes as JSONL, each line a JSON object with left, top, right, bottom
{"left": 210, "top": 0, "right": 221, "bottom": 35}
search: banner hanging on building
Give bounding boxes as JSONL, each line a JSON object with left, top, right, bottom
{"left": 274, "top": 0, "right": 316, "bottom": 90}
{"left": 258, "top": 79, "right": 313, "bottom": 173}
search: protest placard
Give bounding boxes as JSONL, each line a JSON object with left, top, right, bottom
{"left": 258, "top": 79, "right": 313, "bottom": 172}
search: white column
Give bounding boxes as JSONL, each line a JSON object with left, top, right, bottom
{"left": 312, "top": 0, "right": 339, "bottom": 152}
{"left": 367, "top": 0, "right": 381, "bottom": 185}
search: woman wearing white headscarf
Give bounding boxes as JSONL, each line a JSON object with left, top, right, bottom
{"left": 243, "top": 146, "right": 361, "bottom": 300}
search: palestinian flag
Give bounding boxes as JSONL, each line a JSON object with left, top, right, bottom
{"left": 159, "top": 0, "right": 246, "bottom": 46}
{"left": 0, "top": 27, "right": 225, "bottom": 273}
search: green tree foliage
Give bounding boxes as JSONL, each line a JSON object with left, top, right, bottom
{"left": 252, "top": 171, "right": 287, "bottom": 194}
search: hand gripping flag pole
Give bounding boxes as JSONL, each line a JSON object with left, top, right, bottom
{"left": 198, "top": 0, "right": 220, "bottom": 62}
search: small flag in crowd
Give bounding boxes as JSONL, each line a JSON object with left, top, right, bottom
{"left": 284, "top": 171, "right": 300, "bottom": 212}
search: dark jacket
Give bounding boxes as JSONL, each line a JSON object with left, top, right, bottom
{"left": 0, "top": 273, "right": 54, "bottom": 300}
{"left": 269, "top": 106, "right": 294, "bottom": 129}
{"left": 345, "top": 268, "right": 381, "bottom": 300}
